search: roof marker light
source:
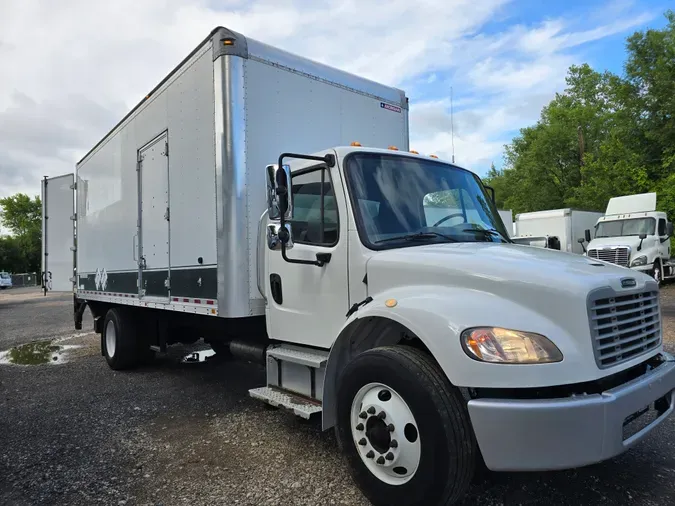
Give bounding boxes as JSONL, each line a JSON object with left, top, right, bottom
{"left": 410, "top": 150, "right": 419, "bottom": 154}
{"left": 351, "top": 141, "right": 362, "bottom": 146}
{"left": 429, "top": 154, "right": 439, "bottom": 159}
{"left": 388, "top": 146, "right": 399, "bottom": 151}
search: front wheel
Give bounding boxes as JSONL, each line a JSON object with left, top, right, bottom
{"left": 335, "top": 346, "right": 476, "bottom": 506}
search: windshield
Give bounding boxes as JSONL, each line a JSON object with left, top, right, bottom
{"left": 595, "top": 218, "right": 655, "bottom": 238}
{"left": 344, "top": 153, "right": 510, "bottom": 249}
{"left": 0, "top": 272, "right": 10, "bottom": 279}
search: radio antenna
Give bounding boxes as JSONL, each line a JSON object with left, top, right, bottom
{"left": 451, "top": 86, "right": 455, "bottom": 163}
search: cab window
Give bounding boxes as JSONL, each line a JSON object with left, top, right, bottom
{"left": 290, "top": 167, "right": 339, "bottom": 246}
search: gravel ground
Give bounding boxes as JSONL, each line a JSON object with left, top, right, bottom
{"left": 1, "top": 285, "right": 674, "bottom": 506}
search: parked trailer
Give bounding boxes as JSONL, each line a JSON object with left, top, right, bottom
{"left": 43, "top": 27, "right": 675, "bottom": 506}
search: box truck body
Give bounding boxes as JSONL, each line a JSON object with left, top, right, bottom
{"left": 40, "top": 27, "right": 675, "bottom": 506}
{"left": 70, "top": 28, "right": 408, "bottom": 318}
{"left": 513, "top": 208, "right": 603, "bottom": 254}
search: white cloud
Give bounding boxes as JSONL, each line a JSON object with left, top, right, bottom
{"left": 0, "top": 0, "right": 658, "bottom": 201}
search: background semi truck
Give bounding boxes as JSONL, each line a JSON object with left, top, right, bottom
{"left": 42, "top": 27, "right": 675, "bottom": 506}
{"left": 582, "top": 193, "right": 674, "bottom": 285}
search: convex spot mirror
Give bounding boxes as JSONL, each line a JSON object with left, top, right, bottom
{"left": 266, "top": 164, "right": 292, "bottom": 220}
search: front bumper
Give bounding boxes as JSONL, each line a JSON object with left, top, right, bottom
{"left": 468, "top": 353, "right": 675, "bottom": 471}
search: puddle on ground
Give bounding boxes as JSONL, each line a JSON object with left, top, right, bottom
{"left": 0, "top": 341, "right": 82, "bottom": 365}
{"left": 182, "top": 349, "right": 216, "bottom": 363}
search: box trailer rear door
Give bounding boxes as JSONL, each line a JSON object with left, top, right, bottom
{"left": 41, "top": 174, "right": 75, "bottom": 293}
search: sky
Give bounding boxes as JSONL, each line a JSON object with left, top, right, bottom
{"left": 0, "top": 0, "right": 670, "bottom": 202}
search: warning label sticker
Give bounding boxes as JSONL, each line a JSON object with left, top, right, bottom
{"left": 380, "top": 102, "right": 402, "bottom": 113}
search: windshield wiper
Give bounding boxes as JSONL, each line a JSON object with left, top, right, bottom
{"left": 375, "top": 232, "right": 458, "bottom": 244}
{"left": 462, "top": 228, "right": 511, "bottom": 242}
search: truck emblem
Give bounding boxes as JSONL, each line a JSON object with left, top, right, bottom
{"left": 621, "top": 278, "right": 636, "bottom": 288}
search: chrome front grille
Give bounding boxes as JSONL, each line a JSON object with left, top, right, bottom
{"left": 589, "top": 289, "right": 661, "bottom": 369}
{"left": 587, "top": 247, "right": 630, "bottom": 267}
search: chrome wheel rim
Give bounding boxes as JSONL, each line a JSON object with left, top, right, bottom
{"left": 350, "top": 382, "right": 421, "bottom": 485}
{"left": 105, "top": 320, "right": 116, "bottom": 358}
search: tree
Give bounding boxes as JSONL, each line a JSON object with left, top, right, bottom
{"left": 486, "top": 10, "right": 675, "bottom": 249}
{"left": 0, "top": 193, "right": 42, "bottom": 273}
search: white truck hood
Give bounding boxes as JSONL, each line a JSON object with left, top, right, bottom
{"left": 366, "top": 242, "right": 643, "bottom": 293}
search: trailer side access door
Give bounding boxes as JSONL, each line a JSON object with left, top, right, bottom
{"left": 41, "top": 174, "right": 75, "bottom": 293}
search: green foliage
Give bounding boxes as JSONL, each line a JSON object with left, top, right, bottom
{"left": 487, "top": 10, "right": 675, "bottom": 252}
{"left": 0, "top": 193, "right": 42, "bottom": 273}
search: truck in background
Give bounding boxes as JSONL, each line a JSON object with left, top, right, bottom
{"left": 582, "top": 193, "right": 674, "bottom": 285}
{"left": 497, "top": 209, "right": 514, "bottom": 237}
{"left": 41, "top": 27, "right": 675, "bottom": 506}
{"left": 512, "top": 208, "right": 603, "bottom": 255}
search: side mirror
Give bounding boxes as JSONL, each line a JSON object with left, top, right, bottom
{"left": 667, "top": 223, "right": 674, "bottom": 237}
{"left": 266, "top": 164, "right": 292, "bottom": 221}
{"left": 584, "top": 229, "right": 591, "bottom": 243}
{"left": 577, "top": 238, "right": 585, "bottom": 244}
{"left": 639, "top": 233, "right": 647, "bottom": 240}
{"left": 483, "top": 184, "right": 496, "bottom": 206}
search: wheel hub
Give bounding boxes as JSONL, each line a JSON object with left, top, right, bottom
{"left": 350, "top": 383, "right": 421, "bottom": 485}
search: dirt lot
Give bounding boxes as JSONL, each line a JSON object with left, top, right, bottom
{"left": 1, "top": 285, "right": 675, "bottom": 506}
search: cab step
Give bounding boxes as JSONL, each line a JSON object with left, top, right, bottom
{"left": 249, "top": 386, "right": 322, "bottom": 419}
{"left": 248, "top": 344, "right": 328, "bottom": 418}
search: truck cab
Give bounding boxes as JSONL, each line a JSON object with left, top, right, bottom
{"left": 258, "top": 146, "right": 675, "bottom": 504}
{"left": 584, "top": 193, "right": 674, "bottom": 284}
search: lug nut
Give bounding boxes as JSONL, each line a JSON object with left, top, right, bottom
{"left": 356, "top": 423, "right": 364, "bottom": 431}
{"left": 358, "top": 438, "right": 367, "bottom": 446}
{"left": 359, "top": 411, "right": 367, "bottom": 419}
{"left": 367, "top": 407, "right": 376, "bottom": 415}
{"left": 366, "top": 450, "right": 374, "bottom": 459}
{"left": 390, "top": 440, "right": 398, "bottom": 448}
{"left": 387, "top": 424, "right": 395, "bottom": 432}
{"left": 385, "top": 452, "right": 394, "bottom": 461}
{"left": 377, "top": 456, "right": 385, "bottom": 465}
{"left": 377, "top": 411, "right": 386, "bottom": 419}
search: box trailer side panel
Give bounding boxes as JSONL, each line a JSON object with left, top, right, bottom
{"left": 570, "top": 210, "right": 603, "bottom": 254}
{"left": 76, "top": 44, "right": 216, "bottom": 301}
{"left": 242, "top": 55, "right": 410, "bottom": 307}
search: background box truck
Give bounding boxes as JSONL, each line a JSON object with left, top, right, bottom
{"left": 512, "top": 208, "right": 603, "bottom": 254}
{"left": 42, "top": 27, "right": 675, "bottom": 506}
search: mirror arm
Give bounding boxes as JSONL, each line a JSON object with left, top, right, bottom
{"left": 276, "top": 152, "right": 336, "bottom": 268}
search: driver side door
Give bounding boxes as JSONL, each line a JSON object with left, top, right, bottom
{"left": 265, "top": 163, "right": 350, "bottom": 349}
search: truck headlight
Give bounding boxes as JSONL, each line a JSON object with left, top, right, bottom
{"left": 461, "top": 327, "right": 563, "bottom": 364}
{"left": 631, "top": 255, "right": 648, "bottom": 267}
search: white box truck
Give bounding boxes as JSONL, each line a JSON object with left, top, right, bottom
{"left": 583, "top": 193, "right": 674, "bottom": 285}
{"left": 512, "top": 208, "right": 603, "bottom": 254}
{"left": 42, "top": 27, "right": 675, "bottom": 506}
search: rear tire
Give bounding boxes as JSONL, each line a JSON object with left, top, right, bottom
{"left": 335, "top": 346, "right": 476, "bottom": 506}
{"left": 102, "top": 308, "right": 140, "bottom": 370}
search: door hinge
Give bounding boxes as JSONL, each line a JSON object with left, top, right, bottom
{"left": 70, "top": 214, "right": 77, "bottom": 221}
{"left": 164, "top": 278, "right": 170, "bottom": 289}
{"left": 70, "top": 182, "right": 77, "bottom": 190}
{"left": 164, "top": 207, "right": 170, "bottom": 221}
{"left": 163, "top": 142, "right": 169, "bottom": 156}
{"left": 136, "top": 155, "right": 144, "bottom": 171}
{"left": 139, "top": 256, "right": 147, "bottom": 269}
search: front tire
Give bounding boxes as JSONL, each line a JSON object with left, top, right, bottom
{"left": 653, "top": 260, "right": 662, "bottom": 286}
{"left": 335, "top": 346, "right": 476, "bottom": 506}
{"left": 102, "top": 308, "right": 140, "bottom": 370}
